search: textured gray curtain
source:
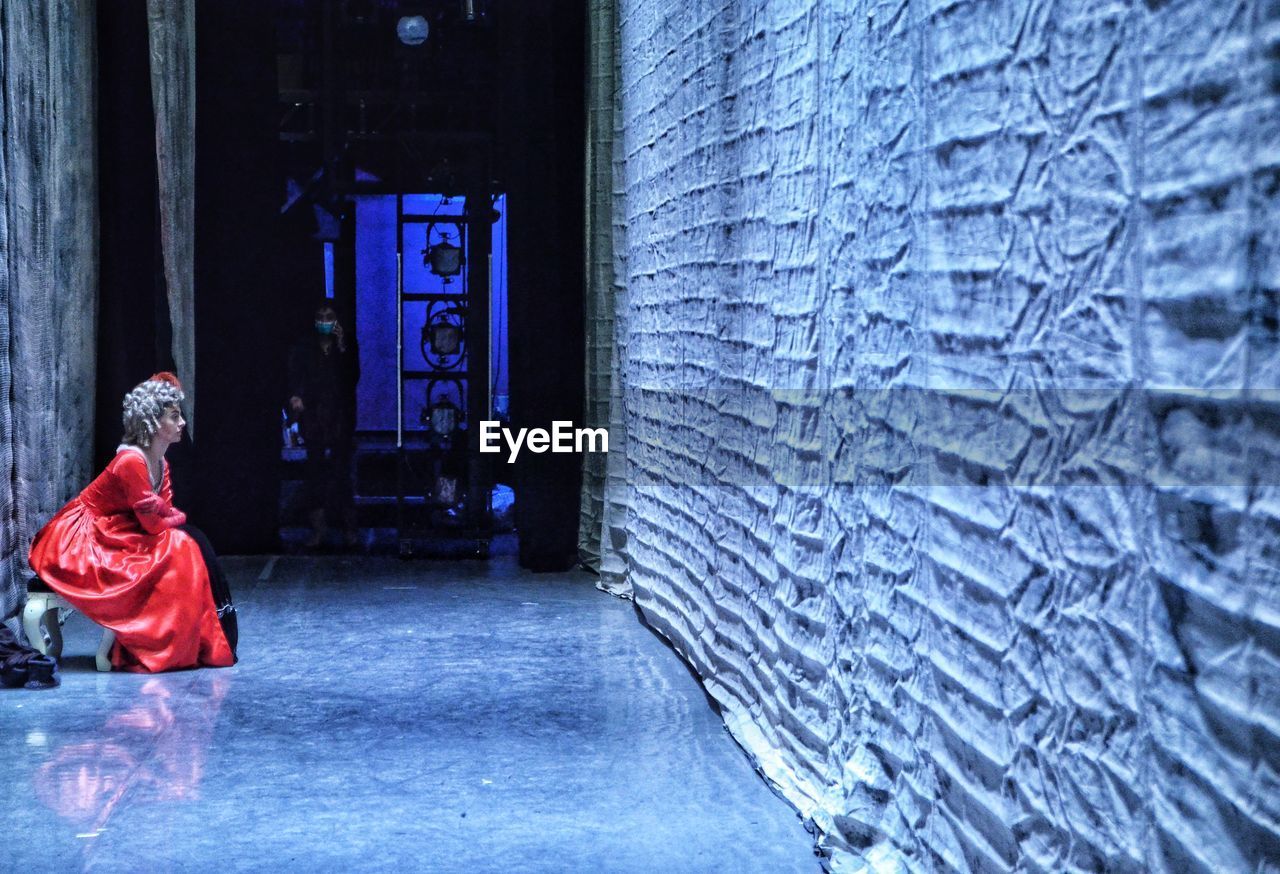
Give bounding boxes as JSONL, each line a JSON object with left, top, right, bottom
{"left": 0, "top": 0, "right": 98, "bottom": 624}
{"left": 147, "top": 0, "right": 196, "bottom": 433}
{"left": 577, "top": 0, "right": 617, "bottom": 572}
{"left": 614, "top": 0, "right": 1280, "bottom": 868}
{"left": 579, "top": 0, "right": 632, "bottom": 594}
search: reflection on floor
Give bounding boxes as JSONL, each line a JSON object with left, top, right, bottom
{"left": 3, "top": 556, "right": 819, "bottom": 873}
{"left": 276, "top": 529, "right": 520, "bottom": 558}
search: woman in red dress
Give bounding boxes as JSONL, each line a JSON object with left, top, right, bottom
{"left": 28, "top": 373, "right": 236, "bottom": 672}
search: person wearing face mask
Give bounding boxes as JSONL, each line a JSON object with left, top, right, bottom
{"left": 288, "top": 302, "right": 361, "bottom": 548}
{"left": 26, "top": 373, "right": 237, "bottom": 672}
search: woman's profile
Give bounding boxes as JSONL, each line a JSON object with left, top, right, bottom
{"left": 27, "top": 372, "right": 237, "bottom": 672}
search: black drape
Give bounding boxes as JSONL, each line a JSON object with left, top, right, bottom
{"left": 189, "top": 1, "right": 281, "bottom": 551}
{"left": 98, "top": 2, "right": 280, "bottom": 552}
{"left": 96, "top": 0, "right": 164, "bottom": 473}
{"left": 499, "top": 0, "right": 588, "bottom": 571}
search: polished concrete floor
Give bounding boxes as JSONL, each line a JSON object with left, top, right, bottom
{"left": 2, "top": 556, "right": 819, "bottom": 873}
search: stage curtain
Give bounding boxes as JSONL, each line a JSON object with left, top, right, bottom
{"left": 0, "top": 0, "right": 98, "bottom": 624}
{"left": 578, "top": 0, "right": 632, "bottom": 595}
{"left": 614, "top": 0, "right": 1280, "bottom": 867}
{"left": 147, "top": 0, "right": 196, "bottom": 434}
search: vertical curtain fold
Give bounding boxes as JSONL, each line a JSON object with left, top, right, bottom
{"left": 578, "top": 0, "right": 618, "bottom": 572}
{"left": 580, "top": 0, "right": 632, "bottom": 594}
{"left": 0, "top": 0, "right": 98, "bottom": 624}
{"left": 146, "top": 0, "right": 196, "bottom": 433}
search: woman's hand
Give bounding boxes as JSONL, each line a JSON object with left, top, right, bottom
{"left": 333, "top": 321, "right": 346, "bottom": 353}
{"left": 133, "top": 493, "right": 165, "bottom": 517}
{"left": 132, "top": 492, "right": 187, "bottom": 532}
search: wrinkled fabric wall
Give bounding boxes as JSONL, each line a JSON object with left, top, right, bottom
{"left": 581, "top": 0, "right": 634, "bottom": 593}
{"left": 579, "top": 0, "right": 619, "bottom": 573}
{"left": 147, "top": 0, "right": 196, "bottom": 432}
{"left": 613, "top": 0, "right": 1280, "bottom": 869}
{"left": 0, "top": 1, "right": 98, "bottom": 623}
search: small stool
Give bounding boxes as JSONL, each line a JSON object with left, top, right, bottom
{"left": 22, "top": 589, "right": 115, "bottom": 673}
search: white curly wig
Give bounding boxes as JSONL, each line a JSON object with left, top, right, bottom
{"left": 121, "top": 372, "right": 185, "bottom": 448}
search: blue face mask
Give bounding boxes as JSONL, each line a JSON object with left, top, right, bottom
{"left": 315, "top": 321, "right": 336, "bottom": 335}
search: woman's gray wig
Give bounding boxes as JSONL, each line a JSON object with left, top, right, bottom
{"left": 121, "top": 378, "right": 185, "bottom": 448}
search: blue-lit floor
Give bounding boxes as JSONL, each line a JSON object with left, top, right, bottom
{"left": 2, "top": 556, "right": 818, "bottom": 873}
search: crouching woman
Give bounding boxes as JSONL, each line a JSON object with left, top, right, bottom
{"left": 28, "top": 373, "right": 237, "bottom": 672}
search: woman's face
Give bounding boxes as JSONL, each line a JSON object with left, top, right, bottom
{"left": 154, "top": 404, "right": 185, "bottom": 449}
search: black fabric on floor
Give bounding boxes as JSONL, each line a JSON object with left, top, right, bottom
{"left": 1, "top": 622, "right": 58, "bottom": 690}
{"left": 179, "top": 523, "right": 238, "bottom": 657}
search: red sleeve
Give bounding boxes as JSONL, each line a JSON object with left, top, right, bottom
{"left": 114, "top": 452, "right": 186, "bottom": 533}
{"left": 160, "top": 461, "right": 174, "bottom": 504}
{"left": 158, "top": 461, "right": 187, "bottom": 527}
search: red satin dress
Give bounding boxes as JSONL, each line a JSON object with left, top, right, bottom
{"left": 28, "top": 446, "right": 235, "bottom": 672}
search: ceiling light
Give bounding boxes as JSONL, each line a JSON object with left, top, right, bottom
{"left": 396, "top": 15, "right": 429, "bottom": 46}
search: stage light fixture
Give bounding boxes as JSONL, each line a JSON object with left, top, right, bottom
{"left": 428, "top": 239, "right": 462, "bottom": 277}
{"left": 396, "top": 15, "right": 429, "bottom": 46}
{"left": 429, "top": 399, "right": 459, "bottom": 436}
{"left": 423, "top": 222, "right": 464, "bottom": 281}
{"left": 428, "top": 321, "right": 462, "bottom": 357}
